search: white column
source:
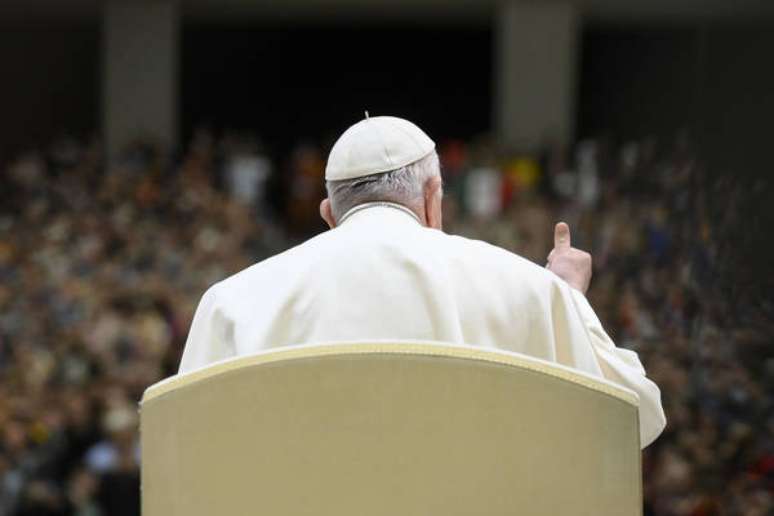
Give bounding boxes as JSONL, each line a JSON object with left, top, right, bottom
{"left": 494, "top": 2, "right": 579, "bottom": 151}
{"left": 103, "top": 1, "right": 179, "bottom": 160}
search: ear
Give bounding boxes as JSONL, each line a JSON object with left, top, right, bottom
{"left": 319, "top": 198, "right": 336, "bottom": 229}
{"left": 423, "top": 175, "right": 443, "bottom": 230}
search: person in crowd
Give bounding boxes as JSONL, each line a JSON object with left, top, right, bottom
{"left": 178, "top": 115, "right": 666, "bottom": 448}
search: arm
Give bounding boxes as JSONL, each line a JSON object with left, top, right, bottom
{"left": 178, "top": 284, "right": 237, "bottom": 374}
{"left": 547, "top": 223, "right": 666, "bottom": 448}
{"left": 566, "top": 286, "right": 666, "bottom": 447}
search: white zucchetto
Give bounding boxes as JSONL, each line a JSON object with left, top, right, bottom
{"left": 325, "top": 115, "right": 436, "bottom": 181}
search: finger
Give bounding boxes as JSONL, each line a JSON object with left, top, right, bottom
{"left": 554, "top": 222, "right": 571, "bottom": 250}
{"left": 547, "top": 249, "right": 555, "bottom": 261}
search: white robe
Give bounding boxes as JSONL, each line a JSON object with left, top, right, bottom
{"left": 179, "top": 203, "right": 666, "bottom": 447}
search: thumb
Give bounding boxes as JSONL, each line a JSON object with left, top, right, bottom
{"left": 554, "top": 222, "right": 571, "bottom": 250}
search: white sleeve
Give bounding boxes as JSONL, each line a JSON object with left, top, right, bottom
{"left": 178, "top": 284, "right": 236, "bottom": 374}
{"left": 565, "top": 286, "right": 667, "bottom": 448}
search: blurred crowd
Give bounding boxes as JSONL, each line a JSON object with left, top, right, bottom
{"left": 0, "top": 129, "right": 771, "bottom": 515}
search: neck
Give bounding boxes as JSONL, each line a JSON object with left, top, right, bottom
{"left": 338, "top": 201, "right": 423, "bottom": 225}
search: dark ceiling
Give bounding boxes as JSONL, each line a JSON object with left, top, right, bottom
{"left": 2, "top": 0, "right": 774, "bottom": 25}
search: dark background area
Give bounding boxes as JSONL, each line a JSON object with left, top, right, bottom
{"left": 579, "top": 25, "right": 774, "bottom": 177}
{"left": 181, "top": 25, "right": 493, "bottom": 154}
{"left": 2, "top": 22, "right": 772, "bottom": 174}
{"left": 0, "top": 26, "right": 99, "bottom": 158}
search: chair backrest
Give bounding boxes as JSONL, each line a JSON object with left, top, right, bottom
{"left": 141, "top": 342, "right": 642, "bottom": 516}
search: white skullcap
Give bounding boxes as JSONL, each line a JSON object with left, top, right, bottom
{"left": 325, "top": 115, "right": 436, "bottom": 181}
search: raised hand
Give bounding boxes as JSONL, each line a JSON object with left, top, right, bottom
{"left": 546, "top": 222, "right": 592, "bottom": 294}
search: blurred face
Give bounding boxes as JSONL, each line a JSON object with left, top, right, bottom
{"left": 3, "top": 421, "right": 27, "bottom": 453}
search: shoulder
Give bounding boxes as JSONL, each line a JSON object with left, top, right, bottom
{"left": 212, "top": 230, "right": 335, "bottom": 293}
{"left": 210, "top": 226, "right": 564, "bottom": 297}
{"left": 426, "top": 230, "right": 573, "bottom": 309}
{"left": 435, "top": 230, "right": 557, "bottom": 280}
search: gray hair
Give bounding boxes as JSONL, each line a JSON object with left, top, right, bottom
{"left": 325, "top": 151, "right": 440, "bottom": 222}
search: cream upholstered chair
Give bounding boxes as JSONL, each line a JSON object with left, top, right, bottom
{"left": 141, "top": 342, "right": 642, "bottom": 516}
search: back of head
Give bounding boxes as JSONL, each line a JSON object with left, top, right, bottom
{"left": 326, "top": 151, "right": 440, "bottom": 222}
{"left": 324, "top": 116, "right": 440, "bottom": 222}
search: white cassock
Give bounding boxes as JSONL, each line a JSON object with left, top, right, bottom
{"left": 179, "top": 203, "right": 667, "bottom": 447}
